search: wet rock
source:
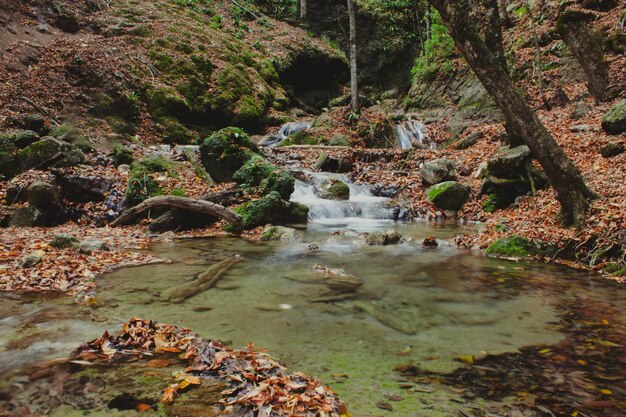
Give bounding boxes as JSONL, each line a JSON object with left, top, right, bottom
{"left": 423, "top": 237, "right": 438, "bottom": 247}
{"left": 425, "top": 181, "right": 471, "bottom": 211}
{"left": 364, "top": 230, "right": 402, "bottom": 246}
{"left": 487, "top": 145, "right": 531, "bottom": 178}
{"left": 199, "top": 127, "right": 261, "bottom": 182}
{"left": 21, "top": 250, "right": 45, "bottom": 268}
{"left": 234, "top": 191, "right": 309, "bottom": 230}
{"left": 371, "top": 183, "right": 400, "bottom": 198}
{"left": 313, "top": 265, "right": 363, "bottom": 293}
{"left": 485, "top": 236, "right": 538, "bottom": 258}
{"left": 602, "top": 100, "right": 626, "bottom": 134}
{"left": 49, "top": 233, "right": 80, "bottom": 249}
{"left": 4, "top": 184, "right": 28, "bottom": 205}
{"left": 420, "top": 158, "right": 456, "bottom": 186}
{"left": 79, "top": 239, "right": 110, "bottom": 254}
{"left": 315, "top": 178, "right": 350, "bottom": 200}
{"left": 313, "top": 152, "right": 353, "bottom": 173}
{"left": 260, "top": 226, "right": 301, "bottom": 241}
{"left": 600, "top": 143, "right": 625, "bottom": 158}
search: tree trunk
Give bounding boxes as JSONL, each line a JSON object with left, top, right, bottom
{"left": 347, "top": 0, "right": 359, "bottom": 113}
{"left": 428, "top": 0, "right": 598, "bottom": 228}
{"left": 300, "top": 0, "right": 307, "bottom": 20}
{"left": 484, "top": 0, "right": 507, "bottom": 70}
{"left": 557, "top": 10, "right": 609, "bottom": 102}
{"left": 111, "top": 196, "right": 241, "bottom": 227}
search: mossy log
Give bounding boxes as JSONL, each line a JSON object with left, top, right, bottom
{"left": 161, "top": 256, "right": 242, "bottom": 302}
{"left": 110, "top": 196, "right": 241, "bottom": 226}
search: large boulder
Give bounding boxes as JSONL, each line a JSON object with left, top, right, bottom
{"left": 232, "top": 156, "right": 295, "bottom": 200}
{"left": 0, "top": 130, "right": 40, "bottom": 148}
{"left": 420, "top": 158, "right": 456, "bottom": 186}
{"left": 18, "top": 138, "right": 86, "bottom": 171}
{"left": 9, "top": 206, "right": 44, "bottom": 227}
{"left": 487, "top": 145, "right": 531, "bottom": 178}
{"left": 27, "top": 181, "right": 66, "bottom": 225}
{"left": 602, "top": 100, "right": 626, "bottom": 134}
{"left": 425, "top": 181, "right": 471, "bottom": 211}
{"left": 314, "top": 178, "right": 350, "bottom": 200}
{"left": 199, "top": 127, "right": 261, "bottom": 182}
{"left": 235, "top": 191, "right": 309, "bottom": 230}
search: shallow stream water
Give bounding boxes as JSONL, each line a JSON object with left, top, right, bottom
{"left": 1, "top": 173, "right": 625, "bottom": 416}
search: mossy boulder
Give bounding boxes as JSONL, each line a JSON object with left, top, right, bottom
{"left": 602, "top": 100, "right": 626, "bottom": 134}
{"left": 425, "top": 181, "right": 471, "bottom": 211}
{"left": 485, "top": 236, "right": 537, "bottom": 258}
{"left": 18, "top": 138, "right": 86, "bottom": 171}
{"left": 0, "top": 130, "right": 40, "bottom": 148}
{"left": 235, "top": 191, "right": 309, "bottom": 230}
{"left": 487, "top": 145, "right": 531, "bottom": 178}
{"left": 315, "top": 178, "right": 350, "bottom": 200}
{"left": 199, "top": 127, "right": 261, "bottom": 182}
{"left": 280, "top": 130, "right": 326, "bottom": 147}
{"left": 18, "top": 114, "right": 49, "bottom": 135}
{"left": 51, "top": 122, "right": 94, "bottom": 152}
{"left": 600, "top": 142, "right": 625, "bottom": 158}
{"left": 157, "top": 116, "right": 195, "bottom": 144}
{"left": 232, "top": 156, "right": 295, "bottom": 199}
{"left": 111, "top": 145, "right": 135, "bottom": 166}
{"left": 49, "top": 233, "right": 79, "bottom": 249}
{"left": 125, "top": 156, "right": 171, "bottom": 207}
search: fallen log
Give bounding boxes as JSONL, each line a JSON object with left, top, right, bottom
{"left": 161, "top": 255, "right": 242, "bottom": 302}
{"left": 110, "top": 196, "right": 241, "bottom": 227}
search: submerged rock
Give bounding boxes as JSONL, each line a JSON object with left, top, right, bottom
{"left": 425, "top": 181, "right": 471, "bottom": 211}
{"left": 420, "top": 158, "right": 456, "bottom": 186}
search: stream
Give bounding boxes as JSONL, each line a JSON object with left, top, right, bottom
{"left": 1, "top": 173, "right": 626, "bottom": 416}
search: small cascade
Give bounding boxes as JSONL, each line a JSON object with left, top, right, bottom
{"left": 395, "top": 120, "right": 434, "bottom": 149}
{"left": 260, "top": 121, "right": 312, "bottom": 147}
{"left": 290, "top": 171, "right": 393, "bottom": 229}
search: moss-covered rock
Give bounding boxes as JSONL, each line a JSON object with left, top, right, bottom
{"left": 18, "top": 114, "right": 49, "bottom": 136}
{"left": 233, "top": 156, "right": 295, "bottom": 199}
{"left": 485, "top": 236, "right": 537, "bottom": 258}
{"left": 0, "top": 139, "right": 18, "bottom": 179}
{"left": 199, "top": 127, "right": 261, "bottom": 182}
{"left": 602, "top": 100, "right": 626, "bottom": 134}
{"left": 124, "top": 156, "right": 171, "bottom": 206}
{"left": 111, "top": 144, "right": 135, "bottom": 166}
{"left": 357, "top": 116, "right": 396, "bottom": 148}
{"left": 260, "top": 225, "right": 301, "bottom": 241}
{"left": 0, "top": 130, "right": 40, "bottom": 148}
{"left": 425, "top": 181, "right": 471, "bottom": 211}
{"left": 156, "top": 116, "right": 195, "bottom": 144}
{"left": 280, "top": 130, "right": 326, "bottom": 146}
{"left": 18, "top": 138, "right": 86, "bottom": 171}
{"left": 51, "top": 122, "right": 94, "bottom": 152}
{"left": 235, "top": 191, "right": 309, "bottom": 230}
{"left": 49, "top": 233, "right": 79, "bottom": 249}
{"left": 600, "top": 142, "right": 625, "bottom": 158}
{"left": 315, "top": 178, "right": 350, "bottom": 200}
{"left": 9, "top": 206, "right": 44, "bottom": 227}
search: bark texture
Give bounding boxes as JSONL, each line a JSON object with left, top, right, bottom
{"left": 429, "top": 0, "right": 598, "bottom": 227}
{"left": 484, "top": 0, "right": 507, "bottom": 70}
{"left": 111, "top": 196, "right": 241, "bottom": 227}
{"left": 347, "top": 0, "right": 359, "bottom": 113}
{"left": 557, "top": 10, "right": 609, "bottom": 102}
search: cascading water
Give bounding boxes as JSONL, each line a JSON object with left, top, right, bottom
{"left": 395, "top": 119, "right": 434, "bottom": 149}
{"left": 260, "top": 121, "right": 312, "bottom": 147}
{"left": 290, "top": 171, "right": 394, "bottom": 230}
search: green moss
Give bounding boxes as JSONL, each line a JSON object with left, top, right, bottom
{"left": 128, "top": 24, "right": 151, "bottom": 36}
{"left": 18, "top": 138, "right": 86, "bottom": 171}
{"left": 233, "top": 155, "right": 295, "bottom": 199}
{"left": 170, "top": 188, "right": 186, "bottom": 197}
{"left": 111, "top": 145, "right": 135, "bottom": 166}
{"left": 0, "top": 130, "right": 40, "bottom": 148}
{"left": 605, "top": 263, "right": 626, "bottom": 277}
{"left": 156, "top": 116, "right": 195, "bottom": 144}
{"left": 0, "top": 138, "right": 18, "bottom": 179}
{"left": 281, "top": 130, "right": 326, "bottom": 146}
{"left": 199, "top": 127, "right": 260, "bottom": 182}
{"left": 485, "top": 236, "right": 536, "bottom": 258}
{"left": 482, "top": 194, "right": 500, "bottom": 213}
{"left": 125, "top": 156, "right": 171, "bottom": 206}
{"left": 233, "top": 191, "right": 309, "bottom": 230}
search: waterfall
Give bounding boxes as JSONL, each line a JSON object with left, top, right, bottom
{"left": 260, "top": 121, "right": 312, "bottom": 147}
{"left": 290, "top": 171, "right": 394, "bottom": 230}
{"left": 395, "top": 120, "right": 433, "bottom": 149}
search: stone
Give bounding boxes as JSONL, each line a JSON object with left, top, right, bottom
{"left": 425, "top": 181, "right": 471, "bottom": 211}
{"left": 364, "top": 230, "right": 402, "bottom": 246}
{"left": 572, "top": 102, "right": 592, "bottom": 120}
{"left": 21, "top": 250, "right": 45, "bottom": 268}
{"left": 600, "top": 143, "right": 625, "bottom": 158}
{"left": 569, "top": 125, "right": 593, "bottom": 133}
{"left": 485, "top": 236, "right": 536, "bottom": 258}
{"left": 199, "top": 127, "right": 261, "bottom": 182}
{"left": 28, "top": 181, "right": 61, "bottom": 209}
{"left": 313, "top": 153, "right": 353, "bottom": 173}
{"left": 232, "top": 156, "right": 295, "bottom": 200}
{"left": 487, "top": 145, "right": 531, "bottom": 178}
{"left": 79, "top": 239, "right": 110, "bottom": 254}
{"left": 0, "top": 130, "right": 40, "bottom": 148}
{"left": 49, "top": 233, "right": 79, "bottom": 249}
{"left": 260, "top": 226, "right": 301, "bottom": 241}
{"left": 234, "top": 192, "right": 309, "bottom": 230}
{"left": 314, "top": 179, "right": 350, "bottom": 201}
{"left": 10, "top": 206, "right": 44, "bottom": 227}
{"left": 51, "top": 121, "right": 94, "bottom": 152}
{"left": 18, "top": 138, "right": 86, "bottom": 171}
{"left": 602, "top": 100, "right": 626, "bottom": 134}
{"left": 420, "top": 158, "right": 456, "bottom": 186}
